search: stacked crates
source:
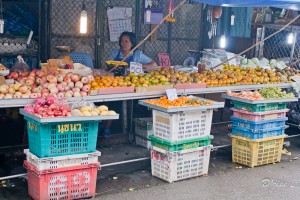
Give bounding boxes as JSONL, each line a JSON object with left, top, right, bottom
{"left": 22, "top": 116, "right": 101, "bottom": 200}
{"left": 134, "top": 118, "right": 153, "bottom": 149}
{"left": 149, "top": 109, "right": 215, "bottom": 183}
{"left": 229, "top": 100, "right": 289, "bottom": 168}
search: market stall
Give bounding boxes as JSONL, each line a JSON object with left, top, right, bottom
{"left": 0, "top": 0, "right": 300, "bottom": 198}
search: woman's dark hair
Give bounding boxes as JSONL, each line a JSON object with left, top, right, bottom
{"left": 118, "top": 31, "right": 137, "bottom": 50}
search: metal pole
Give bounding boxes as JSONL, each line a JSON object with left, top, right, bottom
{"left": 122, "top": 100, "right": 128, "bottom": 134}
{"left": 129, "top": 100, "right": 134, "bottom": 142}
{"left": 101, "top": 157, "right": 150, "bottom": 168}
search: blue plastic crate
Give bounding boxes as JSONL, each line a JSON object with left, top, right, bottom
{"left": 231, "top": 116, "right": 288, "bottom": 130}
{"left": 231, "top": 125, "right": 286, "bottom": 139}
{"left": 25, "top": 116, "right": 98, "bottom": 158}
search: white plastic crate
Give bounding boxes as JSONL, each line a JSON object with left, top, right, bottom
{"left": 151, "top": 145, "right": 212, "bottom": 183}
{"left": 153, "top": 109, "right": 213, "bottom": 142}
{"left": 135, "top": 135, "right": 151, "bottom": 149}
{"left": 24, "top": 149, "right": 101, "bottom": 171}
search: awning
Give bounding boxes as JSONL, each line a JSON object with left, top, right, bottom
{"left": 190, "top": 0, "right": 300, "bottom": 11}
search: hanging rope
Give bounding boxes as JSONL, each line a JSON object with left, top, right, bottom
{"left": 212, "top": 14, "right": 300, "bottom": 70}
{"left": 104, "top": 0, "right": 187, "bottom": 76}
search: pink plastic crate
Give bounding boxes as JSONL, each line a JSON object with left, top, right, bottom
{"left": 231, "top": 108, "right": 289, "bottom": 122}
{"left": 98, "top": 86, "right": 134, "bottom": 94}
{"left": 24, "top": 160, "right": 100, "bottom": 200}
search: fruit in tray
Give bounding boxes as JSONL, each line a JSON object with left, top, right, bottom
{"left": 71, "top": 105, "right": 117, "bottom": 116}
{"left": 24, "top": 96, "right": 71, "bottom": 118}
{"left": 226, "top": 87, "right": 295, "bottom": 100}
{"left": 226, "top": 90, "right": 263, "bottom": 100}
{"left": 145, "top": 96, "right": 213, "bottom": 108}
{"left": 259, "top": 87, "right": 295, "bottom": 99}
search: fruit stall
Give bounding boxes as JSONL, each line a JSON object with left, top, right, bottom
{"left": 0, "top": 0, "right": 300, "bottom": 199}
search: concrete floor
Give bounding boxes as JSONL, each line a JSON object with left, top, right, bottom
{"left": 0, "top": 124, "right": 299, "bottom": 199}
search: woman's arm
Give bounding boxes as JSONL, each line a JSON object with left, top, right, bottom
{"left": 142, "top": 59, "right": 158, "bottom": 69}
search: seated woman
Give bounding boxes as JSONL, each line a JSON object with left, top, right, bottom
{"left": 110, "top": 31, "right": 157, "bottom": 71}
{"left": 102, "top": 32, "right": 157, "bottom": 138}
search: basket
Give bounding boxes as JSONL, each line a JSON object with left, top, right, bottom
{"left": 232, "top": 100, "right": 287, "bottom": 112}
{"left": 151, "top": 145, "right": 212, "bottom": 183}
{"left": 231, "top": 134, "right": 285, "bottom": 168}
{"left": 134, "top": 118, "right": 153, "bottom": 138}
{"left": 149, "top": 135, "right": 213, "bottom": 152}
{"left": 153, "top": 109, "right": 213, "bottom": 142}
{"left": 24, "top": 116, "right": 98, "bottom": 158}
{"left": 24, "top": 160, "right": 100, "bottom": 200}
{"left": 231, "top": 116, "right": 288, "bottom": 130}
{"left": 135, "top": 135, "right": 151, "bottom": 149}
{"left": 24, "top": 149, "right": 101, "bottom": 171}
{"left": 231, "top": 125, "right": 287, "bottom": 139}
{"left": 231, "top": 108, "right": 289, "bottom": 122}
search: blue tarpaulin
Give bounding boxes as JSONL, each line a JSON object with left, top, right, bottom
{"left": 190, "top": 0, "right": 300, "bottom": 11}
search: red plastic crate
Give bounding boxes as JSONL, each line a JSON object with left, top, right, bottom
{"left": 24, "top": 160, "right": 100, "bottom": 200}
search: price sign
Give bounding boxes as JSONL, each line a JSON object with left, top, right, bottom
{"left": 210, "top": 58, "right": 222, "bottom": 70}
{"left": 226, "top": 52, "right": 237, "bottom": 66}
{"left": 130, "top": 62, "right": 143, "bottom": 75}
{"left": 158, "top": 52, "right": 171, "bottom": 68}
{"left": 166, "top": 89, "right": 178, "bottom": 100}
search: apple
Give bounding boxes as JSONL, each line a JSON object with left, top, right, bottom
{"left": 64, "top": 91, "right": 73, "bottom": 97}
{"left": 10, "top": 72, "right": 19, "bottom": 80}
{"left": 19, "top": 86, "right": 28, "bottom": 94}
{"left": 73, "top": 91, "right": 81, "bottom": 97}
{"left": 82, "top": 85, "right": 90, "bottom": 93}
{"left": 36, "top": 78, "right": 42, "bottom": 85}
{"left": 26, "top": 79, "right": 35, "bottom": 86}
{"left": 8, "top": 87, "right": 16, "bottom": 94}
{"left": 29, "top": 93, "right": 38, "bottom": 98}
{"left": 66, "top": 72, "right": 73, "bottom": 77}
{"left": 50, "top": 87, "right": 59, "bottom": 94}
{"left": 80, "top": 91, "right": 87, "bottom": 96}
{"left": 57, "top": 84, "right": 65, "bottom": 92}
{"left": 81, "top": 76, "right": 89, "bottom": 85}
{"left": 71, "top": 74, "right": 80, "bottom": 82}
{"left": 13, "top": 83, "right": 21, "bottom": 91}
{"left": 47, "top": 83, "right": 57, "bottom": 90}
{"left": 67, "top": 82, "right": 74, "bottom": 89}
{"left": 56, "top": 74, "right": 64, "bottom": 83}
{"left": 64, "top": 86, "right": 70, "bottom": 92}
{"left": 72, "top": 87, "right": 80, "bottom": 93}
{"left": 75, "top": 81, "right": 83, "bottom": 89}
{"left": 87, "top": 75, "right": 94, "bottom": 82}
{"left": 4, "top": 94, "right": 13, "bottom": 99}
{"left": 63, "top": 76, "right": 71, "bottom": 83}
{"left": 57, "top": 92, "right": 65, "bottom": 98}
{"left": 13, "top": 92, "right": 22, "bottom": 99}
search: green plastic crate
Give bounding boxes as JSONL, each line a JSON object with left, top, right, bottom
{"left": 25, "top": 116, "right": 98, "bottom": 158}
{"left": 232, "top": 101, "right": 287, "bottom": 112}
{"left": 148, "top": 135, "right": 213, "bottom": 152}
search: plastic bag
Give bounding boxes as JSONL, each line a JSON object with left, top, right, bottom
{"left": 70, "top": 101, "right": 96, "bottom": 116}
{"left": 11, "top": 55, "right": 30, "bottom": 75}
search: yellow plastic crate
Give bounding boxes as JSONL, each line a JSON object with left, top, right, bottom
{"left": 231, "top": 134, "right": 286, "bottom": 168}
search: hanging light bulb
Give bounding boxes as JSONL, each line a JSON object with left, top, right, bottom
{"left": 146, "top": 5, "right": 151, "bottom": 23}
{"left": 220, "top": 35, "right": 226, "bottom": 48}
{"left": 287, "top": 32, "right": 294, "bottom": 44}
{"left": 0, "top": 0, "right": 4, "bottom": 34}
{"left": 80, "top": 3, "right": 87, "bottom": 34}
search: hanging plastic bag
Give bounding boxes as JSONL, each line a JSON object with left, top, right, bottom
{"left": 11, "top": 55, "right": 30, "bottom": 77}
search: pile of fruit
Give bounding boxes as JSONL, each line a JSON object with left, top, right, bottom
{"left": 226, "top": 90, "right": 263, "bottom": 100}
{"left": 71, "top": 105, "right": 117, "bottom": 116}
{"left": 2, "top": 70, "right": 93, "bottom": 99}
{"left": 226, "top": 87, "right": 295, "bottom": 100}
{"left": 259, "top": 87, "right": 295, "bottom": 99}
{"left": 24, "top": 96, "right": 71, "bottom": 118}
{"left": 145, "top": 96, "right": 213, "bottom": 108}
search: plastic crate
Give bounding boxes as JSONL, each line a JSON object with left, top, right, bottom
{"left": 24, "top": 149, "right": 101, "bottom": 171}
{"left": 231, "top": 125, "right": 287, "bottom": 139}
{"left": 134, "top": 118, "right": 153, "bottom": 138}
{"left": 231, "top": 134, "right": 285, "bottom": 168}
{"left": 135, "top": 135, "right": 151, "bottom": 149}
{"left": 151, "top": 145, "right": 212, "bottom": 183}
{"left": 232, "top": 100, "right": 287, "bottom": 112}
{"left": 67, "top": 53, "right": 94, "bottom": 69}
{"left": 24, "top": 160, "right": 100, "bottom": 200}
{"left": 153, "top": 109, "right": 213, "bottom": 142}
{"left": 149, "top": 135, "right": 213, "bottom": 152}
{"left": 24, "top": 116, "right": 98, "bottom": 158}
{"left": 231, "top": 108, "right": 289, "bottom": 122}
{"left": 231, "top": 116, "right": 288, "bottom": 130}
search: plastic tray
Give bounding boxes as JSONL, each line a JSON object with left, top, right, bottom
{"left": 152, "top": 109, "right": 213, "bottom": 142}
{"left": 231, "top": 108, "right": 289, "bottom": 122}
{"left": 232, "top": 100, "right": 287, "bottom": 112}
{"left": 222, "top": 94, "right": 298, "bottom": 104}
{"left": 24, "top": 116, "right": 99, "bottom": 158}
{"left": 149, "top": 135, "right": 213, "bottom": 152}
{"left": 231, "top": 134, "right": 285, "bottom": 168}
{"left": 139, "top": 96, "right": 224, "bottom": 113}
{"left": 151, "top": 145, "right": 212, "bottom": 183}
{"left": 135, "top": 135, "right": 151, "bottom": 149}
{"left": 24, "top": 160, "right": 99, "bottom": 200}
{"left": 20, "top": 109, "right": 119, "bottom": 123}
{"left": 24, "top": 149, "right": 101, "bottom": 171}
{"left": 231, "top": 125, "right": 287, "bottom": 139}
{"left": 231, "top": 116, "right": 288, "bottom": 130}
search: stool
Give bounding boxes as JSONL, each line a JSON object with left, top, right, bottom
{"left": 67, "top": 53, "right": 94, "bottom": 69}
